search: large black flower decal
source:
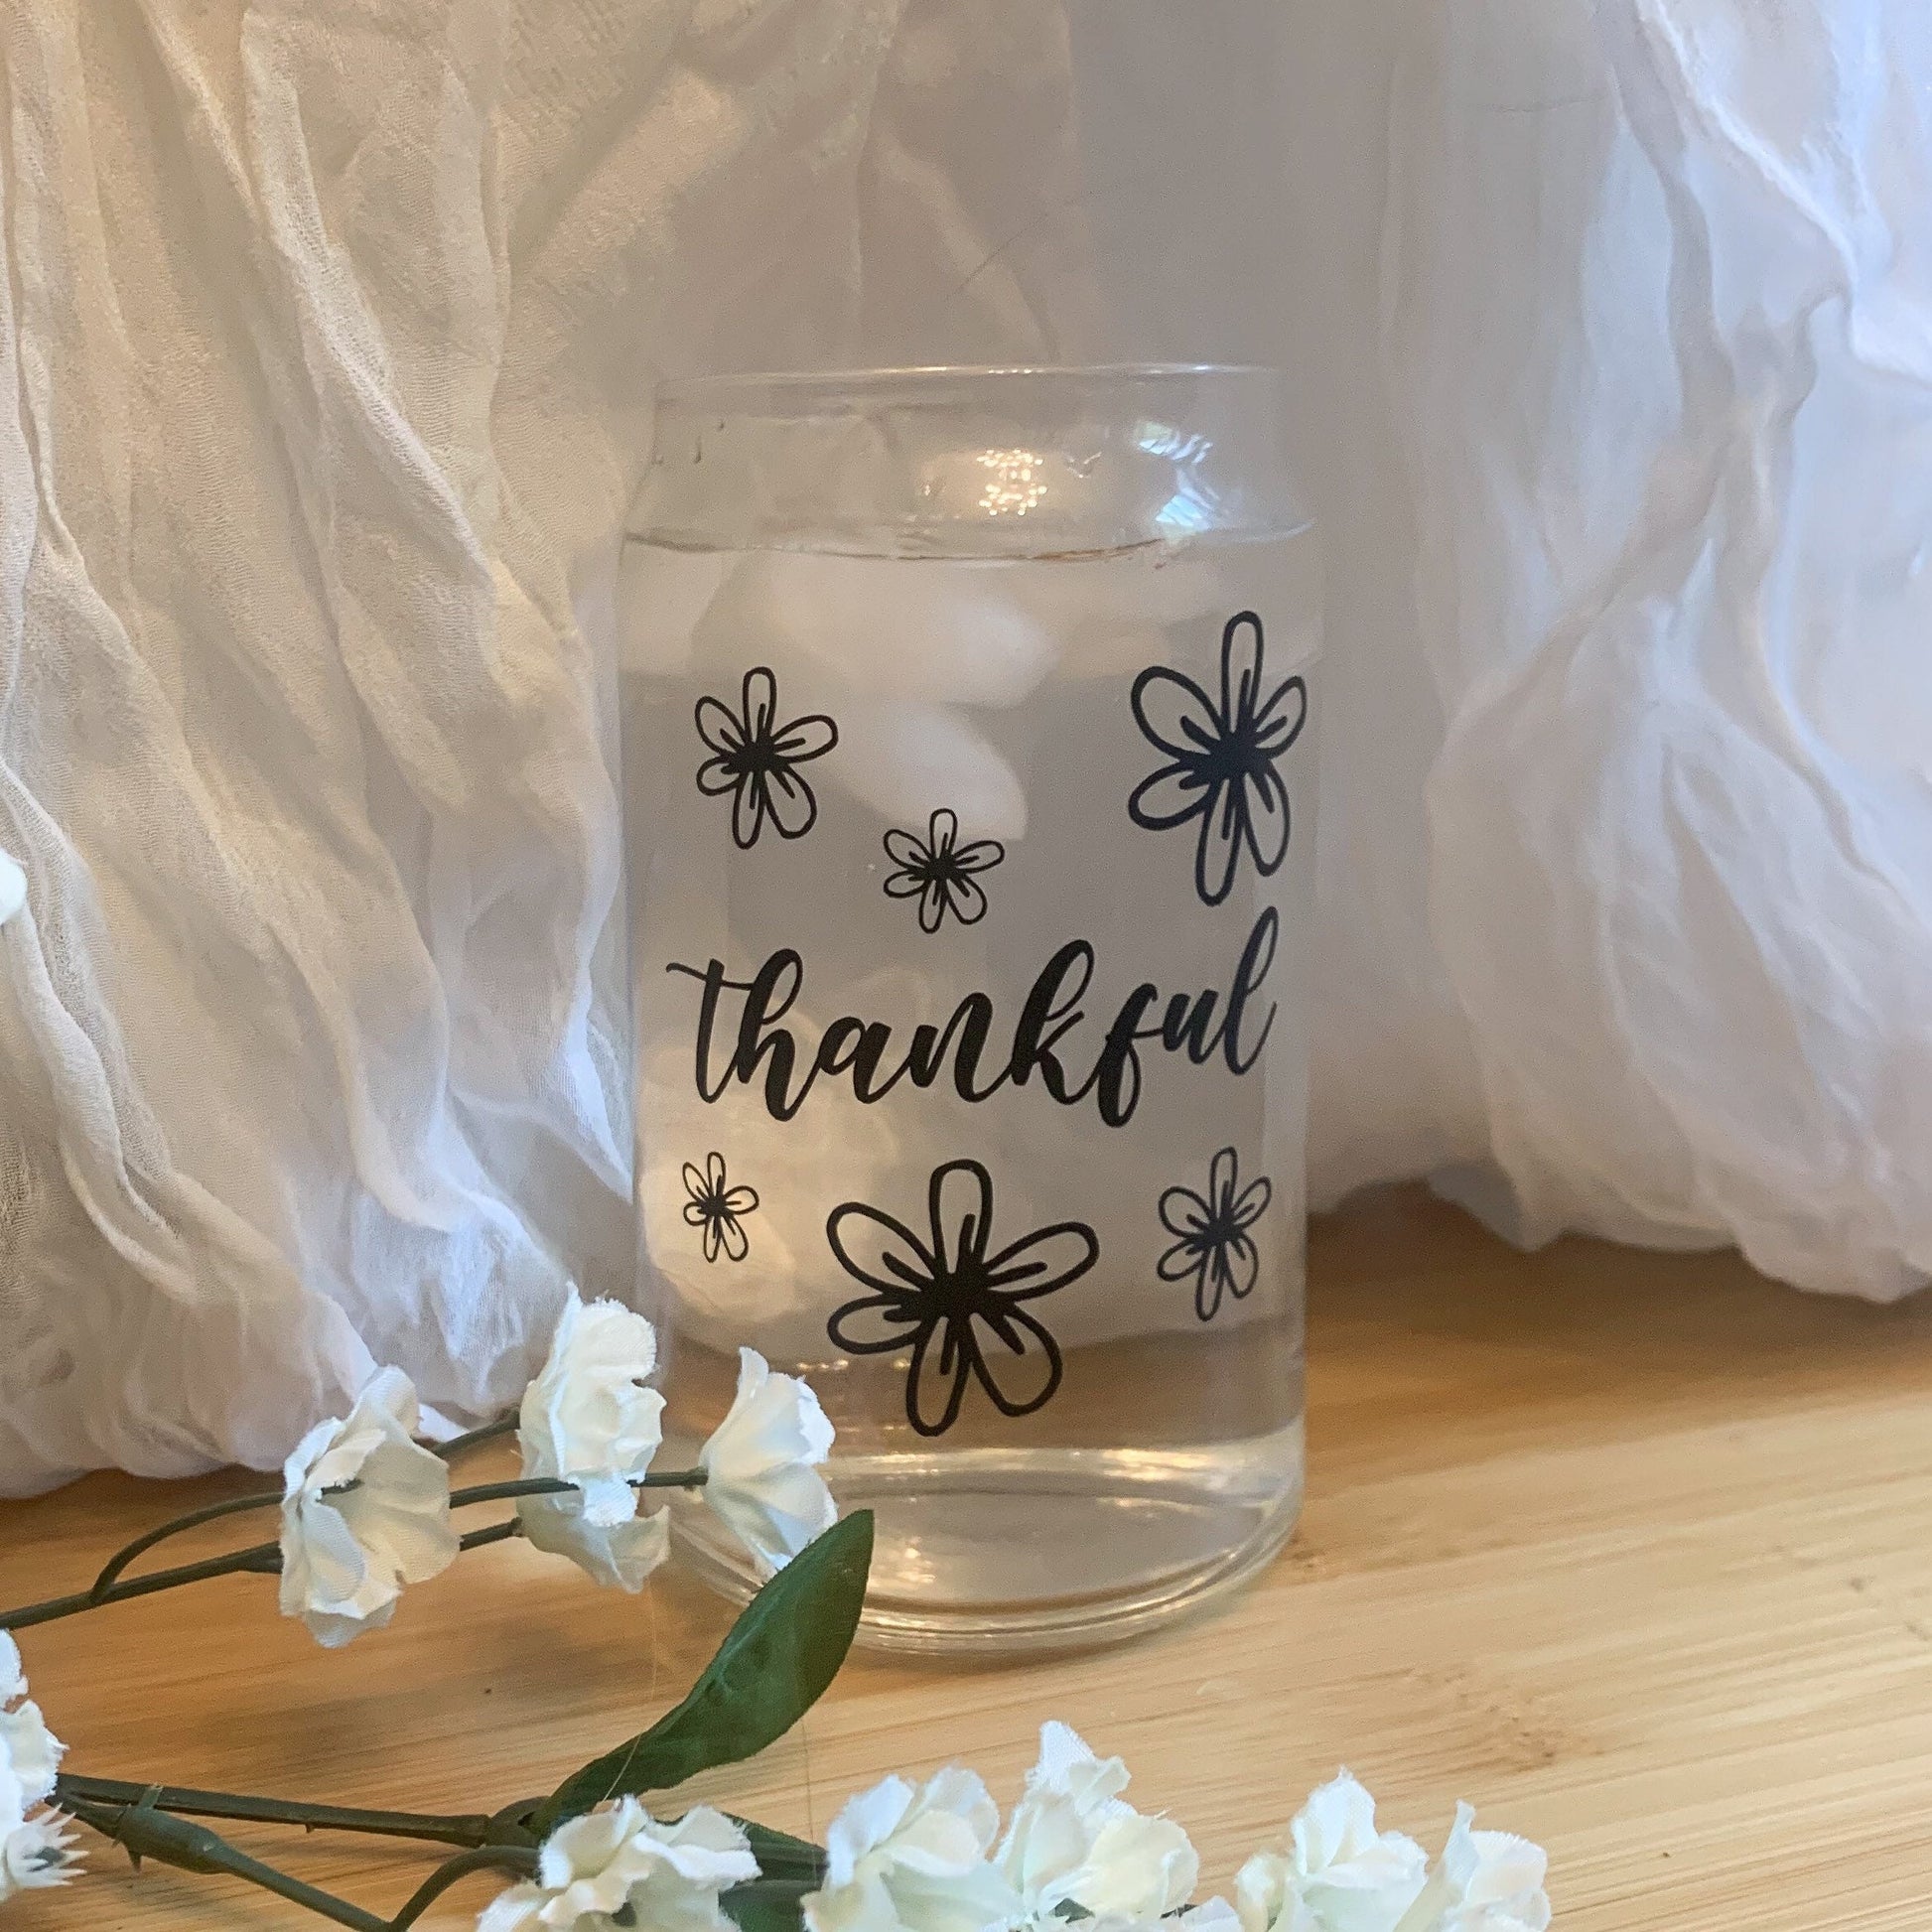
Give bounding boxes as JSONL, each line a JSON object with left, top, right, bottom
{"left": 826, "top": 1159, "right": 1097, "bottom": 1437}
{"left": 1158, "top": 1146, "right": 1273, "bottom": 1322}
{"left": 1127, "top": 611, "right": 1308, "bottom": 907}
{"left": 694, "top": 666, "right": 839, "bottom": 850}
{"left": 882, "top": 808, "right": 1006, "bottom": 933}
{"left": 682, "top": 1152, "right": 759, "bottom": 1264}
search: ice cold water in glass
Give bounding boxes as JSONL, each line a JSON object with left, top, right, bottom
{"left": 625, "top": 368, "right": 1321, "bottom": 1653}
{"left": 621, "top": 368, "right": 1317, "bottom": 1650}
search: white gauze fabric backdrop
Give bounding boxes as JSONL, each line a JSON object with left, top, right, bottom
{"left": 1, "top": 0, "right": 1928, "bottom": 1491}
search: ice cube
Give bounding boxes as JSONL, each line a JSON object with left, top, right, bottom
{"left": 1008, "top": 550, "right": 1226, "bottom": 631}
{"left": 695, "top": 552, "right": 1059, "bottom": 706}
{"left": 1060, "top": 618, "right": 1170, "bottom": 682}
{"left": 828, "top": 694, "right": 1028, "bottom": 841}
{"left": 619, "top": 543, "right": 727, "bottom": 676}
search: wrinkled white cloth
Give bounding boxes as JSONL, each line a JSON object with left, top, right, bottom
{"left": 0, "top": 0, "right": 1927, "bottom": 1492}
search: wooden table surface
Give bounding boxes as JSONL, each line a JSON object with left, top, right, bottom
{"left": 8, "top": 1186, "right": 1932, "bottom": 1930}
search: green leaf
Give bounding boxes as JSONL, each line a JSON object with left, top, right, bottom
{"left": 720, "top": 1820, "right": 826, "bottom": 1932}
{"left": 533, "top": 1511, "right": 875, "bottom": 1833}
{"left": 722, "top": 1876, "right": 817, "bottom": 1932}
{"left": 734, "top": 1820, "right": 828, "bottom": 1886}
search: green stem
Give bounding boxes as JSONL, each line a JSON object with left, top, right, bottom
{"left": 459, "top": 1518, "right": 526, "bottom": 1555}
{"left": 386, "top": 1846, "right": 542, "bottom": 1930}
{"left": 1, "top": 1541, "right": 282, "bottom": 1631}
{"left": 0, "top": 1467, "right": 704, "bottom": 1631}
{"left": 61, "top": 1796, "right": 391, "bottom": 1932}
{"left": 17, "top": 1414, "right": 520, "bottom": 1627}
{"left": 57, "top": 1774, "right": 531, "bottom": 1851}
{"left": 449, "top": 1468, "right": 705, "bottom": 1510}
{"left": 88, "top": 1489, "right": 283, "bottom": 1601}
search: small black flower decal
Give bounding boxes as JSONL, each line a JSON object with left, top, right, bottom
{"left": 1128, "top": 611, "right": 1308, "bottom": 907}
{"left": 1158, "top": 1147, "right": 1273, "bottom": 1322}
{"left": 882, "top": 808, "right": 1007, "bottom": 933}
{"left": 827, "top": 1159, "right": 1097, "bottom": 1437}
{"left": 695, "top": 666, "right": 839, "bottom": 850}
{"left": 682, "top": 1152, "right": 759, "bottom": 1264}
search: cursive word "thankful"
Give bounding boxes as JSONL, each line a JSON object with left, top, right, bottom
{"left": 665, "top": 912, "right": 1280, "bottom": 1130}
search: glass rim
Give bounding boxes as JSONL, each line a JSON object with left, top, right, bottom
{"left": 654, "top": 361, "right": 1284, "bottom": 407}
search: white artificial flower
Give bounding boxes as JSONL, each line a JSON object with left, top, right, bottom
{"left": 479, "top": 1800, "right": 758, "bottom": 1932}
{"left": 1390, "top": 1806, "right": 1550, "bottom": 1932}
{"left": 516, "top": 1291, "right": 670, "bottom": 1592}
{"left": 699, "top": 1348, "right": 837, "bottom": 1574}
{"left": 999, "top": 1723, "right": 1198, "bottom": 1923}
{"left": 1180, "top": 1902, "right": 1246, "bottom": 1932}
{"left": 0, "top": 1708, "right": 60, "bottom": 1822}
{"left": 804, "top": 1767, "right": 1020, "bottom": 1932}
{"left": 0, "top": 1634, "right": 61, "bottom": 1819}
{"left": 0, "top": 1810, "right": 80, "bottom": 1900}
{"left": 0, "top": 852, "right": 24, "bottom": 928}
{"left": 520, "top": 1492, "right": 670, "bottom": 1594}
{"left": 1237, "top": 1771, "right": 1429, "bottom": 1932}
{"left": 1084, "top": 1902, "right": 1243, "bottom": 1932}
{"left": 277, "top": 1366, "right": 460, "bottom": 1647}
{"left": 520, "top": 1292, "right": 667, "bottom": 1525}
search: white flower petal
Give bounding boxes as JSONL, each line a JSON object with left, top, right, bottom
{"left": 519, "top": 1492, "right": 670, "bottom": 1593}
{"left": 357, "top": 1364, "right": 421, "bottom": 1433}
{"left": 1000, "top": 1723, "right": 1194, "bottom": 1922}
{"left": 885, "top": 1862, "right": 1024, "bottom": 1932}
{"left": 1400, "top": 1805, "right": 1550, "bottom": 1932}
{"left": 807, "top": 1768, "right": 1016, "bottom": 1932}
{"left": 0, "top": 1634, "right": 24, "bottom": 1704}
{"left": 0, "top": 1631, "right": 60, "bottom": 1823}
{"left": 0, "top": 852, "right": 24, "bottom": 929}
{"left": 0, "top": 1810, "right": 81, "bottom": 1901}
{"left": 476, "top": 1878, "right": 548, "bottom": 1932}
{"left": 1033, "top": 1722, "right": 1131, "bottom": 1809}
{"left": 1080, "top": 1900, "right": 1246, "bottom": 1932}
{"left": 0, "top": 1704, "right": 63, "bottom": 1811}
{"left": 805, "top": 1868, "right": 906, "bottom": 1932}
{"left": 283, "top": 1413, "right": 350, "bottom": 1494}
{"left": 1241, "top": 1773, "right": 1428, "bottom": 1932}
{"left": 824, "top": 1775, "right": 918, "bottom": 1889}
{"left": 883, "top": 1811, "right": 999, "bottom": 1880}
{"left": 905, "top": 1767, "right": 1001, "bottom": 1866}
{"left": 276, "top": 1367, "right": 458, "bottom": 1647}
{"left": 646, "top": 1805, "right": 764, "bottom": 1888}
{"left": 1295, "top": 1773, "right": 1381, "bottom": 1875}
{"left": 1183, "top": 1899, "right": 1247, "bottom": 1932}
{"left": 1235, "top": 1849, "right": 1295, "bottom": 1932}
{"left": 1077, "top": 1811, "right": 1199, "bottom": 1920}
{"left": 699, "top": 1349, "right": 838, "bottom": 1574}
{"left": 519, "top": 1291, "right": 665, "bottom": 1530}
{"left": 502, "top": 1798, "right": 756, "bottom": 1932}
{"left": 576, "top": 1471, "right": 639, "bottom": 1531}
{"left": 537, "top": 1802, "right": 635, "bottom": 1893}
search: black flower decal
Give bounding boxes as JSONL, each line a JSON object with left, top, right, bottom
{"left": 1127, "top": 611, "right": 1308, "bottom": 907}
{"left": 1158, "top": 1146, "right": 1273, "bottom": 1322}
{"left": 826, "top": 1159, "right": 1097, "bottom": 1437}
{"left": 695, "top": 666, "right": 839, "bottom": 849}
{"left": 681, "top": 1152, "right": 759, "bottom": 1264}
{"left": 881, "top": 808, "right": 1006, "bottom": 933}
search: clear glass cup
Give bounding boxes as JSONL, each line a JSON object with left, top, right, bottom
{"left": 620, "top": 364, "right": 1318, "bottom": 1652}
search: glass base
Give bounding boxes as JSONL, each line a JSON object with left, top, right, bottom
{"left": 670, "top": 1428, "right": 1305, "bottom": 1656}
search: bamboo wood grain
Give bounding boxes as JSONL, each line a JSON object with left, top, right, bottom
{"left": 7, "top": 1186, "right": 1932, "bottom": 1929}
